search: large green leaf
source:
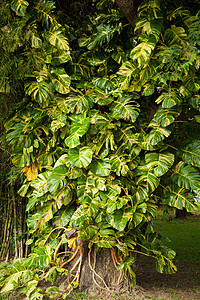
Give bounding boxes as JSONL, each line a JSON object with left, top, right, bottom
{"left": 110, "top": 96, "right": 140, "bottom": 123}
{"left": 96, "top": 237, "right": 116, "bottom": 248}
{"left": 57, "top": 94, "right": 93, "bottom": 114}
{"left": 164, "top": 185, "right": 196, "bottom": 212}
{"left": 34, "top": 1, "right": 56, "bottom": 27}
{"left": 28, "top": 27, "right": 42, "bottom": 48}
{"left": 117, "top": 60, "right": 138, "bottom": 77}
{"left": 115, "top": 127, "right": 141, "bottom": 151}
{"left": 188, "top": 95, "right": 200, "bottom": 110}
{"left": 135, "top": 1, "right": 163, "bottom": 39}
{"left": 164, "top": 25, "right": 187, "bottom": 45}
{"left": 185, "top": 76, "right": 200, "bottom": 93}
{"left": 78, "top": 223, "right": 98, "bottom": 240}
{"left": 145, "top": 152, "right": 174, "bottom": 177}
{"left": 29, "top": 172, "right": 51, "bottom": 199}
{"left": 51, "top": 68, "right": 71, "bottom": 94}
{"left": 152, "top": 107, "right": 181, "bottom": 127}
{"left": 109, "top": 207, "right": 134, "bottom": 231}
{"left": 47, "top": 165, "right": 69, "bottom": 193}
{"left": 65, "top": 117, "right": 90, "bottom": 148}
{"left": 53, "top": 186, "right": 73, "bottom": 208}
{"left": 139, "top": 59, "right": 157, "bottom": 85}
{"left": 156, "top": 91, "right": 182, "bottom": 108}
{"left": 177, "top": 140, "right": 200, "bottom": 168}
{"left": 27, "top": 246, "right": 53, "bottom": 269}
{"left": 135, "top": 166, "right": 160, "bottom": 193}
{"left": 84, "top": 175, "right": 106, "bottom": 196}
{"left": 107, "top": 196, "right": 130, "bottom": 213}
{"left": 53, "top": 206, "right": 75, "bottom": 227}
{"left": 68, "top": 146, "right": 93, "bottom": 168}
{"left": 106, "top": 184, "right": 121, "bottom": 200}
{"left": 65, "top": 133, "right": 80, "bottom": 149}
{"left": 11, "top": 0, "right": 29, "bottom": 16}
{"left": 110, "top": 153, "right": 130, "bottom": 176}
{"left": 171, "top": 162, "right": 200, "bottom": 190}
{"left": 90, "top": 159, "right": 111, "bottom": 177}
{"left": 81, "top": 194, "right": 101, "bottom": 217}
{"left": 134, "top": 184, "right": 148, "bottom": 202}
{"left": 1, "top": 269, "right": 32, "bottom": 292}
{"left": 143, "top": 124, "right": 171, "bottom": 148}
{"left": 25, "top": 81, "right": 51, "bottom": 107}
{"left": 49, "top": 164, "right": 68, "bottom": 180}
{"left": 69, "top": 205, "right": 85, "bottom": 227}
{"left": 51, "top": 50, "right": 71, "bottom": 66}
{"left": 48, "top": 27, "right": 69, "bottom": 50}
{"left": 27, "top": 201, "right": 56, "bottom": 230}
{"left": 88, "top": 88, "right": 113, "bottom": 106}
{"left": 130, "top": 36, "right": 156, "bottom": 67}
{"left": 86, "top": 24, "right": 121, "bottom": 50}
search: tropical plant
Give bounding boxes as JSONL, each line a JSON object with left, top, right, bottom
{"left": 1, "top": 0, "right": 200, "bottom": 297}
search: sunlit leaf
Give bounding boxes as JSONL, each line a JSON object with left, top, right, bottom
{"left": 11, "top": 0, "right": 29, "bottom": 16}
{"left": 171, "top": 161, "right": 200, "bottom": 190}
{"left": 109, "top": 207, "right": 134, "bottom": 231}
{"left": 90, "top": 159, "right": 111, "bottom": 177}
{"left": 48, "top": 27, "right": 69, "bottom": 50}
{"left": 25, "top": 81, "right": 51, "bottom": 107}
{"left": 164, "top": 185, "right": 196, "bottom": 212}
{"left": 156, "top": 91, "right": 182, "bottom": 108}
{"left": 68, "top": 146, "right": 93, "bottom": 168}
{"left": 145, "top": 152, "right": 174, "bottom": 177}
{"left": 135, "top": 166, "right": 160, "bottom": 193}
{"left": 51, "top": 68, "right": 71, "bottom": 94}
{"left": 178, "top": 140, "right": 200, "bottom": 168}
{"left": 110, "top": 96, "right": 139, "bottom": 123}
{"left": 65, "top": 117, "right": 90, "bottom": 148}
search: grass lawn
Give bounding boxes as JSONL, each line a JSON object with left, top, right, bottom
{"left": 153, "top": 208, "right": 200, "bottom": 265}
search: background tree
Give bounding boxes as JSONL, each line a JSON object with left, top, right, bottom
{"left": 0, "top": 0, "right": 200, "bottom": 298}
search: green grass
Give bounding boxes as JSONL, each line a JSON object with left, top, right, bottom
{"left": 153, "top": 208, "right": 200, "bottom": 265}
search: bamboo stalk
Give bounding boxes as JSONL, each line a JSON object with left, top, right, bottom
{"left": 12, "top": 187, "right": 18, "bottom": 259}
{"left": 0, "top": 201, "right": 10, "bottom": 259}
{"left": 1, "top": 203, "right": 12, "bottom": 260}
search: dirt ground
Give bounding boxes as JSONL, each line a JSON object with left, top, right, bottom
{"left": 131, "top": 255, "right": 200, "bottom": 300}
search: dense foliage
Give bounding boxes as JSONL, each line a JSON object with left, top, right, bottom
{"left": 0, "top": 0, "right": 200, "bottom": 297}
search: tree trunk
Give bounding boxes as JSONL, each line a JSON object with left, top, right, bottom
{"left": 115, "top": 0, "right": 143, "bottom": 28}
{"left": 58, "top": 244, "right": 135, "bottom": 297}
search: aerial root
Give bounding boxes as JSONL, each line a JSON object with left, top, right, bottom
{"left": 111, "top": 247, "right": 120, "bottom": 270}
{"left": 62, "top": 242, "right": 83, "bottom": 295}
{"left": 88, "top": 246, "right": 111, "bottom": 292}
{"left": 53, "top": 239, "right": 63, "bottom": 265}
{"left": 111, "top": 248, "right": 125, "bottom": 285}
{"left": 60, "top": 245, "right": 80, "bottom": 268}
{"left": 69, "top": 256, "right": 81, "bottom": 273}
{"left": 117, "top": 268, "right": 125, "bottom": 285}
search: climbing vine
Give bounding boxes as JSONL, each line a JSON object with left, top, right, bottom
{"left": 0, "top": 0, "right": 200, "bottom": 297}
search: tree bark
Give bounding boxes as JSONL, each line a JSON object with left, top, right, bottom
{"left": 58, "top": 244, "right": 136, "bottom": 297}
{"left": 115, "top": 0, "right": 143, "bottom": 28}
